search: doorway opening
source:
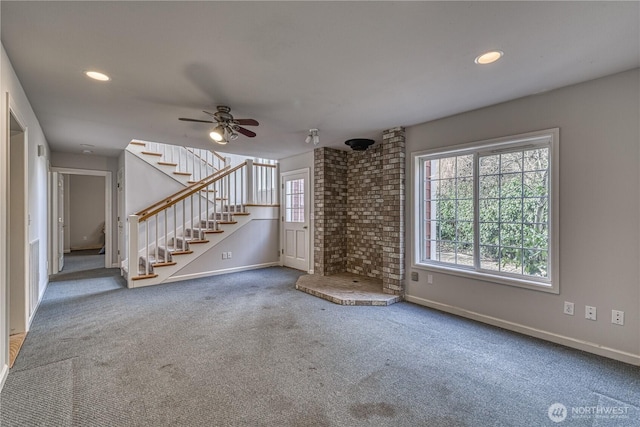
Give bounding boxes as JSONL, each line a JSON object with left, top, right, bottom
{"left": 50, "top": 168, "right": 112, "bottom": 273}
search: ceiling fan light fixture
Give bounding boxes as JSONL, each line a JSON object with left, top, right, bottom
{"left": 210, "top": 125, "right": 225, "bottom": 142}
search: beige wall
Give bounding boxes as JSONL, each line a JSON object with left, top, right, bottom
{"left": 68, "top": 175, "right": 105, "bottom": 250}
{"left": 405, "top": 69, "right": 639, "bottom": 363}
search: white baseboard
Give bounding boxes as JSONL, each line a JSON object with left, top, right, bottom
{"left": 0, "top": 362, "right": 8, "bottom": 391}
{"left": 405, "top": 295, "right": 640, "bottom": 366}
{"left": 164, "top": 262, "right": 280, "bottom": 284}
{"left": 27, "top": 280, "right": 49, "bottom": 330}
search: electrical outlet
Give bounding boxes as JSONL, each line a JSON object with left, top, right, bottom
{"left": 585, "top": 305, "right": 597, "bottom": 321}
{"left": 563, "top": 301, "right": 574, "bottom": 316}
{"left": 222, "top": 252, "right": 227, "bottom": 260}
{"left": 227, "top": 251, "right": 232, "bottom": 259}
{"left": 427, "top": 274, "right": 433, "bottom": 284}
{"left": 611, "top": 310, "right": 624, "bottom": 326}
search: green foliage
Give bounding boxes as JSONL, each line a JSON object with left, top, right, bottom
{"left": 430, "top": 148, "right": 549, "bottom": 277}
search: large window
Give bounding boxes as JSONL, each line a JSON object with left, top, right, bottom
{"left": 414, "top": 129, "right": 559, "bottom": 292}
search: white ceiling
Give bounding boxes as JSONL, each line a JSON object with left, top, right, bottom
{"left": 1, "top": 1, "right": 638, "bottom": 159}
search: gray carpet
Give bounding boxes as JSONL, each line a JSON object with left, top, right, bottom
{"left": 2, "top": 263, "right": 639, "bottom": 426}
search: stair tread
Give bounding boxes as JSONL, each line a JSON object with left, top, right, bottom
{"left": 170, "top": 250, "right": 194, "bottom": 255}
{"left": 141, "top": 151, "right": 162, "bottom": 156}
{"left": 130, "top": 141, "right": 146, "bottom": 146}
{"left": 231, "top": 212, "right": 250, "bottom": 216}
{"left": 151, "top": 261, "right": 177, "bottom": 267}
{"left": 132, "top": 273, "right": 159, "bottom": 281}
{"left": 173, "top": 171, "right": 192, "bottom": 176}
{"left": 218, "top": 221, "right": 238, "bottom": 225}
{"left": 187, "top": 239, "right": 209, "bottom": 244}
{"left": 158, "top": 161, "right": 178, "bottom": 166}
{"left": 205, "top": 230, "right": 224, "bottom": 234}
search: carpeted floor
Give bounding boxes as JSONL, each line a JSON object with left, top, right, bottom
{"left": 1, "top": 262, "right": 639, "bottom": 426}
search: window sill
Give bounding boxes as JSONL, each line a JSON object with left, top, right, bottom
{"left": 412, "top": 262, "right": 559, "bottom": 294}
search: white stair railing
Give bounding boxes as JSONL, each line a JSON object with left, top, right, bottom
{"left": 138, "top": 141, "right": 228, "bottom": 182}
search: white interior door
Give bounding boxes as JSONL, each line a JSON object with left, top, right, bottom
{"left": 282, "top": 169, "right": 309, "bottom": 271}
{"left": 57, "top": 173, "right": 65, "bottom": 271}
{"left": 117, "top": 168, "right": 125, "bottom": 264}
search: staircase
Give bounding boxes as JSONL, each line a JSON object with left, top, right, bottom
{"left": 127, "top": 140, "right": 228, "bottom": 186}
{"left": 123, "top": 151, "right": 279, "bottom": 288}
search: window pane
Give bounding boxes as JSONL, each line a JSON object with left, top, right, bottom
{"left": 457, "top": 177, "right": 473, "bottom": 199}
{"left": 523, "top": 171, "right": 548, "bottom": 197}
{"left": 480, "top": 245, "right": 500, "bottom": 271}
{"left": 424, "top": 219, "right": 436, "bottom": 240}
{"left": 421, "top": 155, "right": 474, "bottom": 265}
{"left": 438, "top": 158, "right": 456, "bottom": 179}
{"left": 457, "top": 199, "right": 474, "bottom": 221}
{"left": 500, "top": 172, "right": 522, "bottom": 198}
{"left": 457, "top": 155, "right": 474, "bottom": 178}
{"left": 523, "top": 223, "right": 548, "bottom": 250}
{"left": 285, "top": 178, "right": 305, "bottom": 223}
{"left": 523, "top": 249, "right": 548, "bottom": 277}
{"left": 479, "top": 156, "right": 499, "bottom": 175}
{"left": 501, "top": 152, "right": 523, "bottom": 173}
{"left": 456, "top": 221, "right": 474, "bottom": 243}
{"left": 437, "top": 240, "right": 456, "bottom": 263}
{"left": 479, "top": 222, "right": 499, "bottom": 246}
{"left": 523, "top": 197, "right": 548, "bottom": 223}
{"left": 500, "top": 247, "right": 523, "bottom": 274}
{"left": 438, "top": 178, "right": 456, "bottom": 200}
{"left": 500, "top": 198, "right": 522, "bottom": 223}
{"left": 524, "top": 148, "right": 549, "bottom": 171}
{"left": 479, "top": 199, "right": 499, "bottom": 222}
{"left": 456, "top": 242, "right": 474, "bottom": 266}
{"left": 479, "top": 175, "right": 499, "bottom": 199}
{"left": 500, "top": 223, "right": 522, "bottom": 247}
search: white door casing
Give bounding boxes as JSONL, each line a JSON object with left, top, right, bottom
{"left": 281, "top": 169, "right": 309, "bottom": 272}
{"left": 57, "top": 173, "right": 65, "bottom": 271}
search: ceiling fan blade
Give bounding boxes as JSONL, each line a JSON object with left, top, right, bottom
{"left": 235, "top": 126, "right": 256, "bottom": 138}
{"left": 179, "top": 118, "right": 214, "bottom": 123}
{"left": 234, "top": 118, "right": 259, "bottom": 126}
{"left": 202, "top": 110, "right": 217, "bottom": 117}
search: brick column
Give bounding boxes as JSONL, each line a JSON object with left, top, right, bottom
{"left": 381, "top": 127, "right": 406, "bottom": 295}
{"left": 346, "top": 145, "right": 383, "bottom": 279}
{"left": 314, "top": 147, "right": 347, "bottom": 275}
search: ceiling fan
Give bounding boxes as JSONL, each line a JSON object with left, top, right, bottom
{"left": 179, "top": 105, "right": 259, "bottom": 145}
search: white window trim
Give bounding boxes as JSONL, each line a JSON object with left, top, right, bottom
{"left": 411, "top": 128, "right": 560, "bottom": 294}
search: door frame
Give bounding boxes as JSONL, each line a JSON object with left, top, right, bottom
{"left": 7, "top": 96, "right": 29, "bottom": 337}
{"left": 280, "top": 168, "right": 311, "bottom": 273}
{"left": 50, "top": 167, "right": 113, "bottom": 269}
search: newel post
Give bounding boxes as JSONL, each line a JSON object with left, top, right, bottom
{"left": 127, "top": 214, "right": 139, "bottom": 288}
{"left": 245, "top": 159, "right": 254, "bottom": 205}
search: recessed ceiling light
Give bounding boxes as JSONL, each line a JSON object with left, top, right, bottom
{"left": 85, "top": 70, "right": 110, "bottom": 81}
{"left": 474, "top": 50, "right": 504, "bottom": 65}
